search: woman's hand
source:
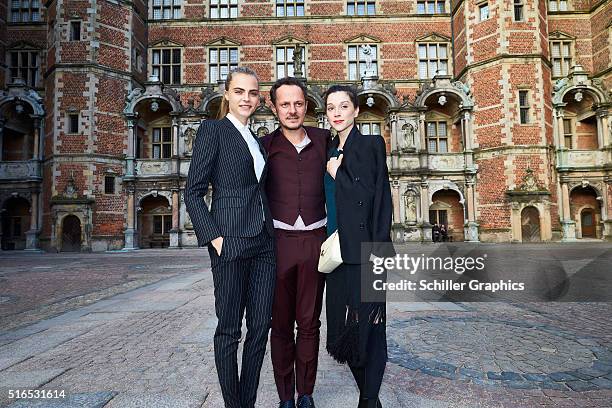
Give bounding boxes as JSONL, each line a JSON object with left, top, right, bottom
{"left": 326, "top": 154, "right": 343, "bottom": 179}
{"left": 211, "top": 236, "right": 224, "bottom": 256}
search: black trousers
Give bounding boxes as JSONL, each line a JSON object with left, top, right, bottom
{"left": 208, "top": 229, "right": 276, "bottom": 408}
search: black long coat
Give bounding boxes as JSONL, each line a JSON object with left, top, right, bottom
{"left": 328, "top": 126, "right": 394, "bottom": 264}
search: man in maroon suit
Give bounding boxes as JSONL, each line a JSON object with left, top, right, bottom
{"left": 261, "top": 77, "right": 330, "bottom": 408}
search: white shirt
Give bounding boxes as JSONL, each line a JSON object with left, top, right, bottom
{"left": 227, "top": 113, "right": 265, "bottom": 182}
{"left": 273, "top": 130, "right": 327, "bottom": 231}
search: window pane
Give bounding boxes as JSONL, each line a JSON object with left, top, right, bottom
{"left": 438, "top": 122, "right": 447, "bottom": 136}
{"left": 210, "top": 65, "right": 218, "bottom": 82}
{"left": 347, "top": 3, "right": 354, "bottom": 14}
{"left": 367, "top": 3, "right": 375, "bottom": 14}
{"left": 563, "top": 119, "right": 571, "bottom": 134}
{"left": 562, "top": 43, "right": 570, "bottom": 57}
{"left": 162, "top": 49, "right": 171, "bottom": 64}
{"left": 429, "top": 44, "right": 437, "bottom": 58}
{"left": 287, "top": 5, "right": 294, "bottom": 16}
{"left": 162, "top": 66, "right": 171, "bottom": 83}
{"left": 549, "top": 0, "right": 557, "bottom": 11}
{"left": 418, "top": 44, "right": 427, "bottom": 59}
{"left": 428, "top": 139, "right": 437, "bottom": 152}
{"left": 172, "top": 49, "right": 180, "bottom": 63}
{"left": 357, "top": 3, "right": 365, "bottom": 14}
{"left": 230, "top": 6, "right": 237, "bottom": 17}
{"left": 277, "top": 6, "right": 285, "bottom": 16}
{"left": 439, "top": 139, "right": 447, "bottom": 153}
{"left": 349, "top": 63, "right": 357, "bottom": 80}
{"left": 427, "top": 2, "right": 434, "bottom": 13}
{"left": 172, "top": 66, "right": 180, "bottom": 83}
{"left": 153, "top": 7, "right": 162, "bottom": 18}
{"left": 154, "top": 216, "right": 162, "bottom": 233}
{"left": 372, "top": 123, "right": 381, "bottom": 135}
{"left": 230, "top": 48, "right": 238, "bottom": 63}
{"left": 551, "top": 42, "right": 560, "bottom": 57}
{"left": 277, "top": 64, "right": 285, "bottom": 79}
{"left": 297, "top": 5, "right": 304, "bottom": 15}
{"left": 348, "top": 46, "right": 357, "bottom": 61}
{"left": 427, "top": 122, "right": 436, "bottom": 137}
{"left": 277, "top": 47, "right": 285, "bottom": 61}
{"left": 220, "top": 64, "right": 229, "bottom": 79}
{"left": 560, "top": 0, "right": 567, "bottom": 10}
{"left": 163, "top": 143, "right": 171, "bottom": 158}
{"left": 221, "top": 7, "right": 228, "bottom": 17}
{"left": 419, "top": 61, "right": 428, "bottom": 79}
{"left": 436, "top": 2, "right": 444, "bottom": 13}
{"left": 211, "top": 8, "right": 218, "bottom": 18}
{"left": 209, "top": 49, "right": 218, "bottom": 64}
{"left": 220, "top": 48, "right": 228, "bottom": 63}
{"left": 439, "top": 44, "right": 447, "bottom": 58}
{"left": 417, "top": 2, "right": 425, "bottom": 13}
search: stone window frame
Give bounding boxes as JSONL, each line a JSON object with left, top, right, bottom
{"left": 208, "top": 46, "right": 239, "bottom": 83}
{"left": 274, "top": 45, "right": 307, "bottom": 79}
{"left": 7, "top": 47, "right": 41, "bottom": 87}
{"left": 548, "top": 31, "right": 576, "bottom": 78}
{"left": 477, "top": 0, "right": 489, "bottom": 21}
{"left": 562, "top": 116, "right": 574, "bottom": 149}
{"left": 209, "top": 0, "right": 238, "bottom": 19}
{"left": 518, "top": 89, "right": 531, "bottom": 125}
{"left": 153, "top": 214, "right": 173, "bottom": 235}
{"left": 276, "top": 0, "right": 305, "bottom": 17}
{"left": 150, "top": 0, "right": 183, "bottom": 20}
{"left": 417, "top": 40, "right": 450, "bottom": 79}
{"left": 67, "top": 112, "right": 80, "bottom": 134}
{"left": 513, "top": 0, "right": 524, "bottom": 22}
{"left": 69, "top": 20, "right": 82, "bottom": 41}
{"left": 347, "top": 0, "right": 376, "bottom": 16}
{"left": 150, "top": 119, "right": 173, "bottom": 159}
{"left": 9, "top": 0, "right": 41, "bottom": 23}
{"left": 347, "top": 44, "right": 378, "bottom": 80}
{"left": 356, "top": 111, "right": 385, "bottom": 136}
{"left": 416, "top": 0, "right": 445, "bottom": 14}
{"left": 104, "top": 175, "right": 116, "bottom": 195}
{"left": 548, "top": 0, "right": 569, "bottom": 12}
{"left": 426, "top": 120, "right": 448, "bottom": 153}
{"left": 150, "top": 43, "right": 182, "bottom": 85}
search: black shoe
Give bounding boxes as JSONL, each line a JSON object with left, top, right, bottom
{"left": 358, "top": 397, "right": 382, "bottom": 408}
{"left": 297, "top": 394, "right": 315, "bottom": 408}
{"left": 279, "top": 399, "right": 296, "bottom": 408}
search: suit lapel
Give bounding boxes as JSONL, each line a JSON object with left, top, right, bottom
{"left": 220, "top": 117, "right": 259, "bottom": 182}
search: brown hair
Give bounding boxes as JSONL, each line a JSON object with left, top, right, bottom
{"left": 269, "top": 76, "right": 308, "bottom": 106}
{"left": 217, "top": 67, "right": 260, "bottom": 119}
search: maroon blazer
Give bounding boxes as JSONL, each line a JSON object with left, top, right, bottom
{"left": 261, "top": 126, "right": 330, "bottom": 226}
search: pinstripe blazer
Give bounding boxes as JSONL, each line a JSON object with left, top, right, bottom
{"left": 185, "top": 117, "right": 274, "bottom": 246}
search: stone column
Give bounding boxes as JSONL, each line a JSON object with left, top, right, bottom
{"left": 171, "top": 114, "right": 180, "bottom": 174}
{"left": 169, "top": 188, "right": 180, "bottom": 248}
{"left": 123, "top": 185, "right": 138, "bottom": 249}
{"left": 25, "top": 190, "right": 40, "bottom": 250}
{"left": 560, "top": 178, "right": 576, "bottom": 241}
{"left": 420, "top": 178, "right": 432, "bottom": 242}
{"left": 125, "top": 115, "right": 137, "bottom": 177}
{"left": 464, "top": 176, "right": 479, "bottom": 242}
{"left": 596, "top": 108, "right": 609, "bottom": 148}
{"left": 418, "top": 110, "right": 428, "bottom": 170}
{"left": 389, "top": 112, "right": 398, "bottom": 151}
{"left": 462, "top": 110, "right": 475, "bottom": 169}
{"left": 31, "top": 116, "right": 41, "bottom": 160}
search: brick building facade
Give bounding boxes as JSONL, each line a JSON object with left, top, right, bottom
{"left": 0, "top": 0, "right": 610, "bottom": 251}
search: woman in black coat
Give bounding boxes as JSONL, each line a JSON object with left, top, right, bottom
{"left": 324, "top": 85, "right": 393, "bottom": 408}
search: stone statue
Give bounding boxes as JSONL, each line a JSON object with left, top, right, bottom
{"left": 184, "top": 127, "right": 196, "bottom": 154}
{"left": 361, "top": 44, "right": 374, "bottom": 77}
{"left": 401, "top": 123, "right": 415, "bottom": 150}
{"left": 292, "top": 45, "right": 304, "bottom": 77}
{"left": 403, "top": 190, "right": 417, "bottom": 223}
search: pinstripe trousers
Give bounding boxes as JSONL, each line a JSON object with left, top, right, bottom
{"left": 208, "top": 228, "right": 276, "bottom": 408}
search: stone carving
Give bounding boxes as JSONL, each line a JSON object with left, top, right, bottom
{"left": 292, "top": 45, "right": 304, "bottom": 77}
{"left": 361, "top": 44, "right": 375, "bottom": 77}
{"left": 64, "top": 171, "right": 78, "bottom": 199}
{"left": 403, "top": 190, "right": 417, "bottom": 224}
{"left": 184, "top": 127, "right": 196, "bottom": 154}
{"left": 136, "top": 160, "right": 171, "bottom": 175}
{"left": 400, "top": 123, "right": 416, "bottom": 150}
{"left": 518, "top": 167, "right": 544, "bottom": 192}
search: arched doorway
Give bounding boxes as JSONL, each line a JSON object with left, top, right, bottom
{"left": 1, "top": 197, "right": 31, "bottom": 250}
{"left": 580, "top": 208, "right": 596, "bottom": 238}
{"left": 430, "top": 189, "right": 464, "bottom": 242}
{"left": 569, "top": 185, "right": 601, "bottom": 239}
{"left": 139, "top": 195, "right": 172, "bottom": 248}
{"left": 61, "top": 214, "right": 82, "bottom": 252}
{"left": 521, "top": 206, "right": 541, "bottom": 242}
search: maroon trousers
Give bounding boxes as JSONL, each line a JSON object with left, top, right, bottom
{"left": 270, "top": 227, "right": 326, "bottom": 401}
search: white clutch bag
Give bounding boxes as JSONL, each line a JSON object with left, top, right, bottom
{"left": 318, "top": 231, "right": 343, "bottom": 273}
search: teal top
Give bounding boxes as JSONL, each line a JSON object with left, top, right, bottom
{"left": 324, "top": 147, "right": 342, "bottom": 237}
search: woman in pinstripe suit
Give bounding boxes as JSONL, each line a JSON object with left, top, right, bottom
{"left": 185, "top": 67, "right": 276, "bottom": 408}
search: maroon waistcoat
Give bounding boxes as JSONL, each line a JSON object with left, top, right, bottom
{"left": 262, "top": 126, "right": 329, "bottom": 226}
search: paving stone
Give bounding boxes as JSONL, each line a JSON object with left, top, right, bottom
{"left": 103, "top": 392, "right": 208, "bottom": 408}
{"left": 565, "top": 380, "right": 599, "bottom": 392}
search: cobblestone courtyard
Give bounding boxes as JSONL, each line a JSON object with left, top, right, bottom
{"left": 0, "top": 244, "right": 611, "bottom": 407}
